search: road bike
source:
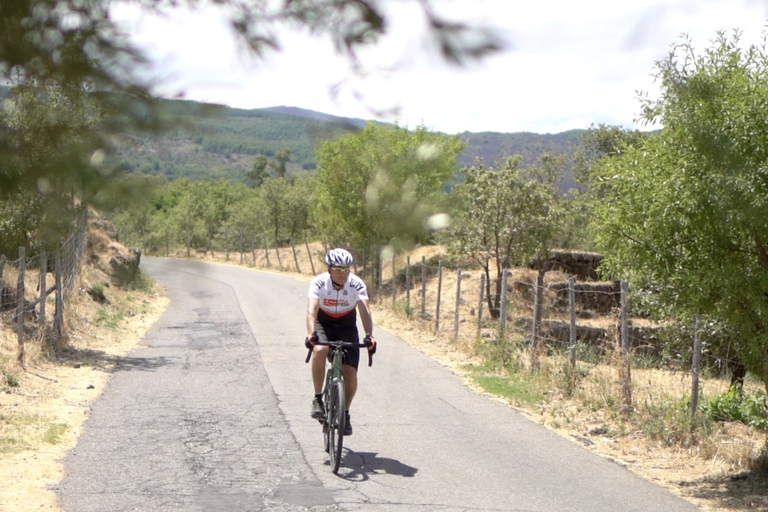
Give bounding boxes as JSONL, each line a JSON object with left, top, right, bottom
{"left": 305, "top": 338, "right": 373, "bottom": 473}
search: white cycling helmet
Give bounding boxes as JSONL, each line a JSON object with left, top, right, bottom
{"left": 325, "top": 248, "right": 354, "bottom": 267}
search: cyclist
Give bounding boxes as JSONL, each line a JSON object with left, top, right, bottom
{"left": 306, "top": 248, "right": 376, "bottom": 436}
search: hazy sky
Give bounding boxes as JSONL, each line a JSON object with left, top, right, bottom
{"left": 114, "top": 0, "right": 768, "bottom": 134}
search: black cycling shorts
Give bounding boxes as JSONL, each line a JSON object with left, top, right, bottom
{"left": 314, "top": 313, "right": 360, "bottom": 370}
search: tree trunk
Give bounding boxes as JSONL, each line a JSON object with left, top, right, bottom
{"left": 484, "top": 264, "right": 500, "bottom": 319}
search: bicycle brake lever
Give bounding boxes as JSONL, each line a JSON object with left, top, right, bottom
{"left": 305, "top": 347, "right": 312, "bottom": 364}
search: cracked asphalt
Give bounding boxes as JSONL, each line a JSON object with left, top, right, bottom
{"left": 58, "top": 257, "right": 700, "bottom": 511}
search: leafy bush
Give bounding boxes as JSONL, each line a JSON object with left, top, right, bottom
{"left": 702, "top": 387, "right": 768, "bottom": 431}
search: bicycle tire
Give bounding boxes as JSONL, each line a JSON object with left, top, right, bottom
{"left": 328, "top": 380, "right": 346, "bottom": 473}
{"left": 322, "top": 370, "right": 333, "bottom": 453}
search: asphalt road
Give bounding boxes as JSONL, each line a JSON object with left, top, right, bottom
{"left": 59, "top": 257, "right": 700, "bottom": 512}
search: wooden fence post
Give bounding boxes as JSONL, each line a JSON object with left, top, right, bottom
{"left": 691, "top": 315, "right": 702, "bottom": 420}
{"left": 499, "top": 269, "right": 509, "bottom": 339}
{"left": 528, "top": 270, "right": 543, "bottom": 368}
{"left": 290, "top": 237, "right": 301, "bottom": 273}
{"left": 477, "top": 273, "right": 485, "bottom": 339}
{"left": 17, "top": 247, "right": 25, "bottom": 366}
{"left": 305, "top": 236, "right": 316, "bottom": 275}
{"left": 620, "top": 280, "right": 633, "bottom": 416}
{"left": 54, "top": 249, "right": 63, "bottom": 346}
{"left": 39, "top": 247, "right": 47, "bottom": 328}
{"left": 530, "top": 271, "right": 544, "bottom": 350}
{"left": 420, "top": 256, "right": 426, "bottom": 317}
{"left": 454, "top": 268, "right": 462, "bottom": 341}
{"left": 392, "top": 255, "right": 397, "bottom": 304}
{"left": 405, "top": 256, "right": 411, "bottom": 317}
{"left": 569, "top": 276, "right": 576, "bottom": 369}
{"left": 274, "top": 235, "right": 283, "bottom": 270}
{"left": 263, "top": 235, "right": 271, "bottom": 267}
{"left": 434, "top": 260, "right": 443, "bottom": 332}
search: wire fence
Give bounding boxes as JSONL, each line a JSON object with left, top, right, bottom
{"left": 118, "top": 224, "right": 746, "bottom": 415}
{"left": 0, "top": 207, "right": 88, "bottom": 366}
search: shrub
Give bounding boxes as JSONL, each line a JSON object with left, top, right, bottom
{"left": 702, "top": 387, "right": 768, "bottom": 431}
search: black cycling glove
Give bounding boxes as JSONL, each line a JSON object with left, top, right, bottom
{"left": 364, "top": 334, "right": 377, "bottom": 354}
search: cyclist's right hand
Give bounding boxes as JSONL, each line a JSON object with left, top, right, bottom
{"left": 305, "top": 332, "right": 318, "bottom": 349}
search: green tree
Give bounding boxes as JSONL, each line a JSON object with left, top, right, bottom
{"left": 443, "top": 156, "right": 560, "bottom": 316}
{"left": 560, "top": 124, "right": 651, "bottom": 252}
{"left": 258, "top": 176, "right": 295, "bottom": 243}
{"left": 283, "top": 172, "right": 314, "bottom": 239}
{"left": 589, "top": 31, "right": 768, "bottom": 390}
{"left": 571, "top": 124, "right": 649, "bottom": 188}
{"left": 246, "top": 155, "right": 269, "bottom": 187}
{"left": 312, "top": 122, "right": 464, "bottom": 253}
{"left": 269, "top": 148, "right": 291, "bottom": 179}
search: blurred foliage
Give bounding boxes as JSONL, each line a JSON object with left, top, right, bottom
{"left": 311, "top": 122, "right": 464, "bottom": 252}
{"left": 0, "top": 0, "right": 502, "bottom": 254}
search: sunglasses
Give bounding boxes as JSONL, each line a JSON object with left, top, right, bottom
{"left": 329, "top": 266, "right": 351, "bottom": 273}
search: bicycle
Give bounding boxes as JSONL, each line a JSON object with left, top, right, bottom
{"left": 305, "top": 337, "right": 373, "bottom": 473}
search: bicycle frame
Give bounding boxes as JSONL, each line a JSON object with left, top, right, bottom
{"left": 305, "top": 338, "right": 372, "bottom": 473}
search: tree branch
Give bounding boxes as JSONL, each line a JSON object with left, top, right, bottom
{"left": 753, "top": 229, "right": 768, "bottom": 272}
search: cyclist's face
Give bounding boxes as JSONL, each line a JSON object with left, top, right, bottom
{"left": 329, "top": 266, "right": 350, "bottom": 284}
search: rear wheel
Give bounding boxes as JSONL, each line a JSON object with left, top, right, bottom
{"left": 328, "top": 380, "right": 346, "bottom": 473}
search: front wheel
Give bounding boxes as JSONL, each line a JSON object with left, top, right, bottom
{"left": 322, "top": 370, "right": 333, "bottom": 453}
{"left": 327, "top": 380, "right": 346, "bottom": 473}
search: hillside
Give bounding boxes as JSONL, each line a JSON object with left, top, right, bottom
{"left": 109, "top": 98, "right": 585, "bottom": 189}
{"left": 0, "top": 84, "right": 585, "bottom": 188}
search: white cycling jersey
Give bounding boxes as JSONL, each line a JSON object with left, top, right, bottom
{"left": 308, "top": 272, "right": 369, "bottom": 319}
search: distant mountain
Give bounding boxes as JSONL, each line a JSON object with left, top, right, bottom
{"left": 110, "top": 100, "right": 362, "bottom": 181}
{"left": 0, "top": 86, "right": 586, "bottom": 189}
{"left": 262, "top": 106, "right": 369, "bottom": 128}
{"left": 457, "top": 130, "right": 585, "bottom": 191}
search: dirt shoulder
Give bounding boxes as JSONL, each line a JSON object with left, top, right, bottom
{"left": 0, "top": 271, "right": 168, "bottom": 511}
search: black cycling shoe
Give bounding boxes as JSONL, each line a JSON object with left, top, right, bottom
{"left": 311, "top": 398, "right": 324, "bottom": 420}
{"left": 343, "top": 411, "right": 353, "bottom": 436}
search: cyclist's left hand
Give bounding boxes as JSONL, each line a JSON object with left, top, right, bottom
{"left": 364, "top": 334, "right": 377, "bottom": 354}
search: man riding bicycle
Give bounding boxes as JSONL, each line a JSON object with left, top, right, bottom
{"left": 306, "top": 248, "right": 376, "bottom": 436}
